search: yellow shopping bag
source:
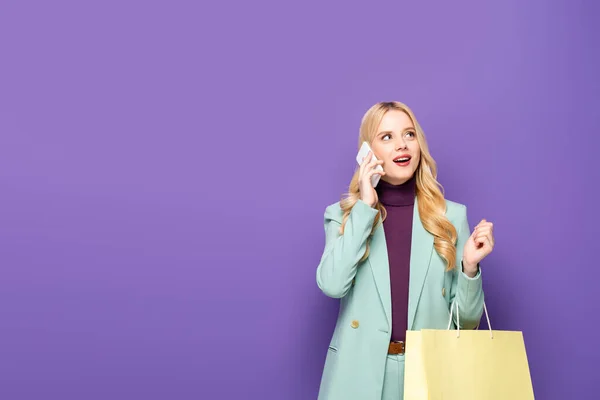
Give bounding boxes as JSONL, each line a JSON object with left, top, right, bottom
{"left": 404, "top": 302, "right": 535, "bottom": 399}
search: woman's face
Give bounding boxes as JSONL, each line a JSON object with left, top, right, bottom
{"left": 370, "top": 110, "right": 421, "bottom": 185}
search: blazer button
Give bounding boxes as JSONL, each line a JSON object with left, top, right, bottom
{"left": 442, "top": 287, "right": 446, "bottom": 297}
{"left": 351, "top": 320, "right": 360, "bottom": 329}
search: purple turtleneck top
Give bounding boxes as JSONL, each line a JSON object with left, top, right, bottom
{"left": 376, "top": 175, "right": 416, "bottom": 343}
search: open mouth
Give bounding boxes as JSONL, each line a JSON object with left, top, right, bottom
{"left": 393, "top": 156, "right": 411, "bottom": 166}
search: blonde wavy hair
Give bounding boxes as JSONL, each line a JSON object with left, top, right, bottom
{"left": 339, "top": 101, "right": 458, "bottom": 271}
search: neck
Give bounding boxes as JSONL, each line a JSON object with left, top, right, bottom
{"left": 376, "top": 175, "right": 416, "bottom": 206}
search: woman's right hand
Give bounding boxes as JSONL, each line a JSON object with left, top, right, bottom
{"left": 358, "top": 151, "right": 385, "bottom": 208}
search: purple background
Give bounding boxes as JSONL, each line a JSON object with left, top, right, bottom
{"left": 1, "top": 1, "right": 599, "bottom": 399}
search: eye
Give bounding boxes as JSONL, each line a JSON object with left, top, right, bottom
{"left": 405, "top": 131, "right": 415, "bottom": 138}
{"left": 382, "top": 133, "right": 392, "bottom": 140}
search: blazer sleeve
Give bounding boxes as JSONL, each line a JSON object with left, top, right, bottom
{"left": 316, "top": 199, "right": 379, "bottom": 298}
{"left": 449, "top": 204, "right": 485, "bottom": 329}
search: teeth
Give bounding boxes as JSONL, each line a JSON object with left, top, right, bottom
{"left": 395, "top": 158, "right": 409, "bottom": 162}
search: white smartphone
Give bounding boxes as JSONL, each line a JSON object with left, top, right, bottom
{"left": 356, "top": 141, "right": 384, "bottom": 187}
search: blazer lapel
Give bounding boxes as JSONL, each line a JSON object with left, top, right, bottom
{"left": 367, "top": 220, "right": 392, "bottom": 331}
{"left": 407, "top": 197, "right": 435, "bottom": 330}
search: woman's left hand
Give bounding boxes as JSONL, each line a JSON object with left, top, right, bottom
{"left": 462, "top": 219, "right": 494, "bottom": 274}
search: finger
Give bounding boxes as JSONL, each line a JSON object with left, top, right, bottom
{"left": 362, "top": 157, "right": 383, "bottom": 181}
{"left": 359, "top": 151, "right": 372, "bottom": 176}
{"left": 367, "top": 168, "right": 385, "bottom": 177}
{"left": 480, "top": 237, "right": 493, "bottom": 253}
{"left": 486, "top": 233, "right": 495, "bottom": 247}
{"left": 475, "top": 234, "right": 491, "bottom": 247}
{"left": 475, "top": 232, "right": 491, "bottom": 248}
{"left": 474, "top": 225, "right": 493, "bottom": 238}
{"left": 477, "top": 221, "right": 494, "bottom": 231}
{"left": 475, "top": 227, "right": 492, "bottom": 237}
{"left": 478, "top": 234, "right": 493, "bottom": 247}
{"left": 473, "top": 225, "right": 489, "bottom": 235}
{"left": 475, "top": 229, "right": 493, "bottom": 239}
{"left": 471, "top": 229, "right": 479, "bottom": 240}
{"left": 367, "top": 156, "right": 381, "bottom": 170}
{"left": 361, "top": 151, "right": 372, "bottom": 167}
{"left": 361, "top": 152, "right": 381, "bottom": 175}
{"left": 475, "top": 219, "right": 493, "bottom": 228}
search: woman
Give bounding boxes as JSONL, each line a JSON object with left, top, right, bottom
{"left": 316, "top": 101, "right": 495, "bottom": 400}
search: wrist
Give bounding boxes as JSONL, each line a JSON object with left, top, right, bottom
{"left": 462, "top": 260, "right": 479, "bottom": 277}
{"left": 361, "top": 197, "right": 376, "bottom": 208}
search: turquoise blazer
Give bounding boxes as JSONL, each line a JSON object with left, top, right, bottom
{"left": 316, "top": 197, "right": 485, "bottom": 399}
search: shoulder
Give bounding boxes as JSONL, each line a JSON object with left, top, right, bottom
{"left": 323, "top": 201, "right": 343, "bottom": 223}
{"left": 322, "top": 199, "right": 376, "bottom": 224}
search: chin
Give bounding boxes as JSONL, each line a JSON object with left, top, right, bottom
{"left": 385, "top": 175, "right": 408, "bottom": 185}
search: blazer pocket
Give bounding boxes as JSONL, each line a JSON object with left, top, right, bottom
{"left": 328, "top": 345, "right": 338, "bottom": 353}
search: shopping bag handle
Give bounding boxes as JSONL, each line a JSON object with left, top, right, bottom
{"left": 447, "top": 300, "right": 493, "bottom": 339}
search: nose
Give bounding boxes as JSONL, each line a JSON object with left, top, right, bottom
{"left": 396, "top": 137, "right": 408, "bottom": 150}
